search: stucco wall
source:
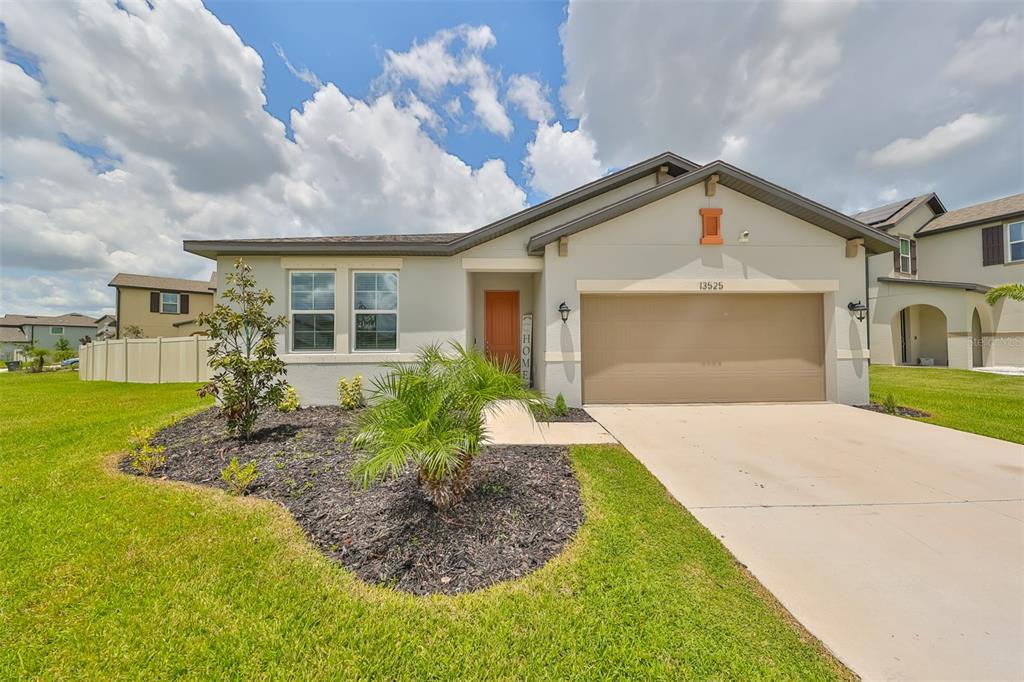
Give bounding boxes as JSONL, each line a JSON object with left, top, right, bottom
{"left": 118, "top": 286, "right": 215, "bottom": 338}
{"left": 538, "top": 183, "right": 870, "bottom": 406}
{"left": 219, "top": 254, "right": 469, "bottom": 405}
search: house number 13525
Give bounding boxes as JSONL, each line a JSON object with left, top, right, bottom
{"left": 699, "top": 281, "right": 724, "bottom": 291}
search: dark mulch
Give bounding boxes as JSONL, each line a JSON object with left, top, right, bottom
{"left": 534, "top": 407, "right": 595, "bottom": 423}
{"left": 856, "top": 403, "right": 931, "bottom": 418}
{"left": 123, "top": 406, "right": 583, "bottom": 595}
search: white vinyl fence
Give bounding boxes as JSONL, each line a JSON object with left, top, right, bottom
{"left": 79, "top": 336, "right": 213, "bottom": 383}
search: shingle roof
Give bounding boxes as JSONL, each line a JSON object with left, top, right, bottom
{"left": 852, "top": 198, "right": 915, "bottom": 226}
{"left": 0, "top": 326, "right": 28, "bottom": 342}
{"left": 852, "top": 193, "right": 946, "bottom": 230}
{"left": 0, "top": 313, "right": 98, "bottom": 327}
{"left": 109, "top": 272, "right": 217, "bottom": 293}
{"left": 915, "top": 193, "right": 1024, "bottom": 236}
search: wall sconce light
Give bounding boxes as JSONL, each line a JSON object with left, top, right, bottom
{"left": 738, "top": 230, "right": 750, "bottom": 243}
{"left": 847, "top": 300, "right": 868, "bottom": 322}
{"left": 558, "top": 301, "right": 572, "bottom": 324}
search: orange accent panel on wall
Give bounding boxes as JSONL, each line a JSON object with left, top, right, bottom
{"left": 700, "top": 207, "right": 724, "bottom": 245}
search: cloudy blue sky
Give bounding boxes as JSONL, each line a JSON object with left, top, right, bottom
{"left": 1, "top": 0, "right": 1021, "bottom": 316}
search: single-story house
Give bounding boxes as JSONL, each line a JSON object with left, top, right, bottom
{"left": 857, "top": 193, "right": 1023, "bottom": 368}
{"left": 184, "top": 153, "right": 895, "bottom": 407}
{"left": 108, "top": 272, "right": 216, "bottom": 338}
{"left": 0, "top": 313, "right": 98, "bottom": 360}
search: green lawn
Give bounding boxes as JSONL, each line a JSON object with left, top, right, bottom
{"left": 0, "top": 371, "right": 847, "bottom": 680}
{"left": 870, "top": 365, "right": 1024, "bottom": 444}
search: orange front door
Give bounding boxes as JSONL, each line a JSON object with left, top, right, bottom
{"left": 485, "top": 290, "right": 519, "bottom": 369}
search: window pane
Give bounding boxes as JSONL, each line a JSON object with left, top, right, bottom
{"left": 900, "top": 256, "right": 911, "bottom": 272}
{"left": 354, "top": 291, "right": 376, "bottom": 310}
{"left": 291, "top": 273, "right": 313, "bottom": 290}
{"left": 1010, "top": 223, "right": 1023, "bottom": 242}
{"left": 1011, "top": 242, "right": 1024, "bottom": 262}
{"left": 900, "top": 240, "right": 910, "bottom": 256}
{"left": 291, "top": 290, "right": 313, "bottom": 310}
{"left": 312, "top": 273, "right": 335, "bottom": 309}
{"left": 376, "top": 332, "right": 397, "bottom": 349}
{"left": 379, "top": 292, "right": 398, "bottom": 311}
{"left": 355, "top": 331, "right": 377, "bottom": 349}
{"left": 354, "top": 273, "right": 376, "bottom": 291}
{"left": 355, "top": 313, "right": 377, "bottom": 332}
{"left": 293, "top": 314, "right": 333, "bottom": 350}
{"left": 376, "top": 313, "right": 397, "bottom": 332}
{"left": 377, "top": 272, "right": 398, "bottom": 292}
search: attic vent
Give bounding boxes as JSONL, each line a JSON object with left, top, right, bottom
{"left": 699, "top": 208, "right": 724, "bottom": 245}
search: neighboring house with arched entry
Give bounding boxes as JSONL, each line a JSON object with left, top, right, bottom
{"left": 857, "top": 193, "right": 1023, "bottom": 369}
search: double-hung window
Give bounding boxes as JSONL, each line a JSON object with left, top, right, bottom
{"left": 898, "top": 237, "right": 913, "bottom": 274}
{"left": 290, "top": 272, "right": 335, "bottom": 351}
{"left": 160, "top": 292, "right": 179, "bottom": 314}
{"left": 1009, "top": 221, "right": 1024, "bottom": 263}
{"left": 353, "top": 272, "right": 398, "bottom": 351}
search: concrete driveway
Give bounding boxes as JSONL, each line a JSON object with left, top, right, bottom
{"left": 586, "top": 403, "right": 1024, "bottom": 681}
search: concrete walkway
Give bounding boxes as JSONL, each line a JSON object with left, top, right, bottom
{"left": 483, "top": 401, "right": 617, "bottom": 445}
{"left": 587, "top": 403, "right": 1024, "bottom": 682}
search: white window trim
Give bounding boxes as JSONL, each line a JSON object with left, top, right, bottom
{"left": 1007, "top": 221, "right": 1024, "bottom": 264}
{"left": 351, "top": 270, "right": 399, "bottom": 353}
{"left": 898, "top": 237, "right": 913, "bottom": 274}
{"left": 50, "top": 326, "right": 64, "bottom": 335}
{"left": 159, "top": 292, "right": 180, "bottom": 314}
{"left": 288, "top": 270, "right": 336, "bottom": 353}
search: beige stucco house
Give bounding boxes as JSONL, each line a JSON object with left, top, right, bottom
{"left": 184, "top": 153, "right": 896, "bottom": 406}
{"left": 108, "top": 272, "right": 216, "bottom": 338}
{"left": 857, "top": 193, "right": 1023, "bottom": 369}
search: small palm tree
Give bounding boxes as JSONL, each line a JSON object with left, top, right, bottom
{"left": 986, "top": 283, "right": 1024, "bottom": 306}
{"left": 352, "top": 342, "right": 544, "bottom": 509}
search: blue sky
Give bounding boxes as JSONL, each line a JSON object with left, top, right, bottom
{"left": 209, "top": 0, "right": 570, "bottom": 201}
{"left": 1, "top": 0, "right": 1021, "bottom": 316}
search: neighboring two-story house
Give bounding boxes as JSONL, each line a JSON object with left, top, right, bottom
{"left": 858, "top": 193, "right": 1023, "bottom": 369}
{"left": 108, "top": 272, "right": 216, "bottom": 338}
{"left": 0, "top": 313, "right": 99, "bottom": 360}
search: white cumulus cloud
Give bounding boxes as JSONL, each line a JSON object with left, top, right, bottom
{"left": 865, "top": 113, "right": 1004, "bottom": 167}
{"left": 523, "top": 122, "right": 604, "bottom": 197}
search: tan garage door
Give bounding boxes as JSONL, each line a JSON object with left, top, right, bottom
{"left": 581, "top": 294, "right": 825, "bottom": 404}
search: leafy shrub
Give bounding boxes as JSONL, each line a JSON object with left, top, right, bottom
{"left": 197, "top": 258, "right": 289, "bottom": 439}
{"left": 553, "top": 393, "right": 569, "bottom": 417}
{"left": 278, "top": 386, "right": 301, "bottom": 412}
{"left": 53, "top": 337, "right": 76, "bottom": 363}
{"left": 221, "top": 457, "right": 260, "bottom": 495}
{"left": 881, "top": 393, "right": 899, "bottom": 415}
{"left": 122, "top": 325, "right": 145, "bottom": 339}
{"left": 352, "top": 342, "right": 543, "bottom": 509}
{"left": 338, "top": 375, "right": 364, "bottom": 410}
{"left": 23, "top": 346, "right": 49, "bottom": 373}
{"left": 127, "top": 425, "right": 167, "bottom": 475}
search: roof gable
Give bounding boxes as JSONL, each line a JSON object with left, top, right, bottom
{"left": 526, "top": 161, "right": 897, "bottom": 255}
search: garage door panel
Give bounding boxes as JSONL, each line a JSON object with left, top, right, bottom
{"left": 582, "top": 294, "right": 825, "bottom": 404}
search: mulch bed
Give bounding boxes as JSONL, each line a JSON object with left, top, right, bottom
{"left": 856, "top": 403, "right": 931, "bottom": 418}
{"left": 122, "top": 406, "right": 583, "bottom": 595}
{"left": 534, "top": 407, "right": 595, "bottom": 423}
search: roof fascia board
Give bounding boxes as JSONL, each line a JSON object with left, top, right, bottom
{"left": 527, "top": 161, "right": 898, "bottom": 255}
{"left": 877, "top": 277, "right": 991, "bottom": 293}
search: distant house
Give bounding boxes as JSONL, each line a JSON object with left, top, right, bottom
{"left": 0, "top": 313, "right": 98, "bottom": 360}
{"left": 108, "top": 272, "right": 216, "bottom": 338}
{"left": 856, "top": 193, "right": 1023, "bottom": 368}
{"left": 94, "top": 315, "right": 117, "bottom": 340}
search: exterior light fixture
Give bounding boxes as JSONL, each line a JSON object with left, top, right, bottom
{"left": 738, "top": 230, "right": 750, "bottom": 243}
{"left": 847, "top": 300, "right": 868, "bottom": 322}
{"left": 558, "top": 301, "right": 572, "bottom": 323}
